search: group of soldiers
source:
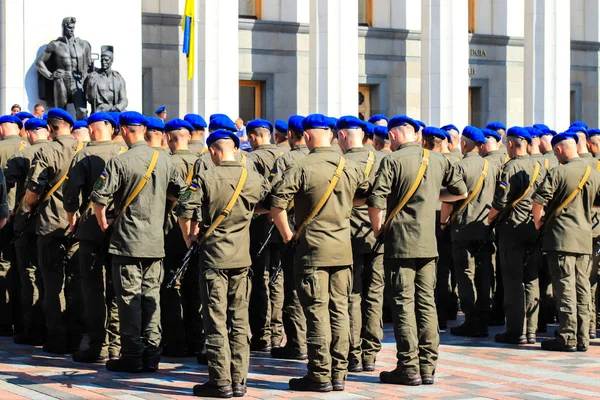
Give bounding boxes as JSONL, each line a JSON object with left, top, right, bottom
{"left": 0, "top": 106, "right": 598, "bottom": 399}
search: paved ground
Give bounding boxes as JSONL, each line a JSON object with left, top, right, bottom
{"left": 1, "top": 319, "right": 600, "bottom": 399}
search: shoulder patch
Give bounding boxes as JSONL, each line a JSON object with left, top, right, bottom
{"left": 93, "top": 172, "right": 107, "bottom": 190}
{"left": 498, "top": 181, "right": 507, "bottom": 190}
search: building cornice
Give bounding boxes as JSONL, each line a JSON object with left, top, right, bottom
{"left": 142, "top": 12, "right": 181, "bottom": 26}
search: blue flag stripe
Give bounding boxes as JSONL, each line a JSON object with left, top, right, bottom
{"left": 183, "top": 16, "right": 191, "bottom": 56}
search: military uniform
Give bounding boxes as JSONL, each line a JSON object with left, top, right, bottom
{"left": 449, "top": 152, "right": 499, "bottom": 335}
{"left": 271, "top": 146, "right": 369, "bottom": 386}
{"left": 368, "top": 142, "right": 466, "bottom": 382}
{"left": 0, "top": 135, "right": 27, "bottom": 335}
{"left": 448, "top": 147, "right": 463, "bottom": 163}
{"left": 533, "top": 157, "right": 600, "bottom": 350}
{"left": 543, "top": 151, "right": 559, "bottom": 170}
{"left": 89, "top": 140, "right": 186, "bottom": 371}
{"left": 277, "top": 141, "right": 291, "bottom": 153}
{"left": 188, "top": 140, "right": 206, "bottom": 157}
{"left": 5, "top": 138, "right": 48, "bottom": 342}
{"left": 492, "top": 155, "right": 546, "bottom": 343}
{"left": 63, "top": 140, "right": 126, "bottom": 360}
{"left": 177, "top": 158, "right": 270, "bottom": 391}
{"left": 344, "top": 147, "right": 383, "bottom": 371}
{"left": 28, "top": 134, "right": 85, "bottom": 352}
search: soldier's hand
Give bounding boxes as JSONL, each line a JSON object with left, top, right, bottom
{"left": 52, "top": 69, "right": 65, "bottom": 80}
{"left": 534, "top": 218, "right": 544, "bottom": 231}
{"left": 282, "top": 230, "right": 294, "bottom": 244}
{"left": 67, "top": 213, "right": 77, "bottom": 231}
{"left": 186, "top": 234, "right": 198, "bottom": 249}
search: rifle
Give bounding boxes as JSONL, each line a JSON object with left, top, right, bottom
{"left": 256, "top": 224, "right": 275, "bottom": 258}
{"left": 11, "top": 204, "right": 40, "bottom": 244}
{"left": 270, "top": 238, "right": 296, "bottom": 286}
{"left": 523, "top": 224, "right": 545, "bottom": 268}
{"left": 90, "top": 223, "right": 113, "bottom": 271}
{"left": 166, "top": 241, "right": 200, "bottom": 289}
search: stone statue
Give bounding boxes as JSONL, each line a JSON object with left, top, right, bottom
{"left": 85, "top": 46, "right": 128, "bottom": 113}
{"left": 36, "top": 17, "right": 93, "bottom": 119}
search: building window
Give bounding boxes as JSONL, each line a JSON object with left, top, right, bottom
{"left": 358, "top": 85, "right": 371, "bottom": 120}
{"left": 358, "top": 0, "right": 373, "bottom": 27}
{"left": 239, "top": 80, "right": 263, "bottom": 122}
{"left": 468, "top": 86, "right": 482, "bottom": 128}
{"left": 468, "top": 0, "right": 475, "bottom": 33}
{"left": 239, "top": 0, "right": 261, "bottom": 19}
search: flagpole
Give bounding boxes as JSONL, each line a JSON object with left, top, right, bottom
{"left": 191, "top": 1, "right": 199, "bottom": 114}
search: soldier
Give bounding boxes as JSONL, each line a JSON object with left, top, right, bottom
{"left": 160, "top": 118, "right": 199, "bottom": 357}
{"left": 532, "top": 131, "right": 600, "bottom": 351}
{"left": 361, "top": 121, "right": 376, "bottom": 153}
{"left": 368, "top": 114, "right": 388, "bottom": 127}
{"left": 5, "top": 118, "right": 48, "bottom": 344}
{"left": 274, "top": 120, "right": 291, "bottom": 153}
{"left": 480, "top": 129, "right": 507, "bottom": 171}
{"left": 72, "top": 120, "right": 91, "bottom": 143}
{"left": 587, "top": 129, "right": 600, "bottom": 159}
{"left": 489, "top": 127, "right": 546, "bottom": 345}
{"left": 245, "top": 119, "right": 280, "bottom": 352}
{"left": 373, "top": 126, "right": 392, "bottom": 153}
{"left": 177, "top": 129, "right": 270, "bottom": 398}
{"left": 193, "top": 115, "right": 241, "bottom": 175}
{"left": 16, "top": 112, "right": 34, "bottom": 138}
{"left": 335, "top": 116, "right": 383, "bottom": 373}
{"left": 145, "top": 117, "right": 166, "bottom": 150}
{"left": 89, "top": 111, "right": 186, "bottom": 372}
{"left": 269, "top": 115, "right": 309, "bottom": 361}
{"left": 155, "top": 105, "right": 167, "bottom": 122}
{"left": 486, "top": 122, "right": 508, "bottom": 155}
{"left": 368, "top": 116, "right": 467, "bottom": 386}
{"left": 184, "top": 114, "right": 208, "bottom": 157}
{"left": 445, "top": 127, "right": 499, "bottom": 337}
{"left": 445, "top": 125, "right": 463, "bottom": 163}
{"left": 24, "top": 108, "right": 85, "bottom": 353}
{"left": 537, "top": 127, "right": 559, "bottom": 169}
{"left": 0, "top": 114, "right": 27, "bottom": 336}
{"left": 63, "top": 112, "right": 126, "bottom": 363}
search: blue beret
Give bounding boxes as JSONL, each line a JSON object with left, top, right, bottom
{"left": 388, "top": 115, "right": 420, "bottom": 133}
{"left": 146, "top": 117, "right": 165, "bottom": 132}
{"left": 329, "top": 117, "right": 339, "bottom": 129}
{"left": 42, "top": 113, "right": 48, "bottom": 121}
{"left": 0, "top": 115, "right": 23, "bottom": 130}
{"left": 302, "top": 114, "right": 334, "bottom": 130}
{"left": 567, "top": 126, "right": 588, "bottom": 138}
{"left": 368, "top": 114, "right": 388, "bottom": 124}
{"left": 551, "top": 131, "right": 580, "bottom": 147}
{"left": 73, "top": 121, "right": 88, "bottom": 130}
{"left": 165, "top": 118, "right": 193, "bottom": 133}
{"left": 533, "top": 124, "right": 551, "bottom": 134}
{"left": 547, "top": 130, "right": 557, "bottom": 136}
{"left": 119, "top": 111, "right": 147, "bottom": 127}
{"left": 206, "top": 129, "right": 240, "bottom": 148}
{"left": 588, "top": 128, "right": 600, "bottom": 138}
{"left": 47, "top": 108, "right": 74, "bottom": 126}
{"left": 209, "top": 115, "right": 237, "bottom": 132}
{"left": 507, "top": 126, "right": 532, "bottom": 143}
{"left": 155, "top": 105, "right": 166, "bottom": 114}
{"left": 24, "top": 118, "right": 48, "bottom": 131}
{"left": 422, "top": 127, "right": 447, "bottom": 140}
{"left": 336, "top": 116, "right": 363, "bottom": 131}
{"left": 88, "top": 112, "right": 116, "bottom": 128}
{"left": 525, "top": 126, "right": 543, "bottom": 138}
{"left": 288, "top": 115, "right": 304, "bottom": 134}
{"left": 247, "top": 118, "right": 274, "bottom": 134}
{"left": 373, "top": 125, "right": 389, "bottom": 139}
{"left": 416, "top": 120, "right": 426, "bottom": 129}
{"left": 108, "top": 112, "right": 121, "bottom": 128}
{"left": 482, "top": 128, "right": 501, "bottom": 142}
{"left": 486, "top": 121, "right": 506, "bottom": 131}
{"left": 570, "top": 120, "right": 588, "bottom": 130}
{"left": 275, "top": 119, "right": 288, "bottom": 133}
{"left": 184, "top": 114, "right": 207, "bottom": 130}
{"left": 441, "top": 124, "right": 459, "bottom": 132}
{"left": 363, "top": 121, "right": 375, "bottom": 137}
{"left": 15, "top": 111, "right": 34, "bottom": 121}
{"left": 462, "top": 126, "right": 486, "bottom": 144}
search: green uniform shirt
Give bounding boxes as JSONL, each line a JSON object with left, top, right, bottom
{"left": 492, "top": 155, "right": 547, "bottom": 243}
{"left": 277, "top": 141, "right": 291, "bottom": 154}
{"left": 28, "top": 135, "right": 82, "bottom": 237}
{"left": 270, "top": 147, "right": 369, "bottom": 267}
{"left": 177, "top": 161, "right": 270, "bottom": 269}
{"left": 89, "top": 141, "right": 186, "bottom": 258}
{"left": 0, "top": 169, "right": 9, "bottom": 220}
{"left": 5, "top": 139, "right": 49, "bottom": 233}
{"left": 485, "top": 150, "right": 508, "bottom": 173}
{"left": 164, "top": 149, "right": 197, "bottom": 236}
{"left": 448, "top": 147, "right": 463, "bottom": 163}
{"left": 532, "top": 157, "right": 600, "bottom": 254}
{"left": 63, "top": 141, "right": 127, "bottom": 242}
{"left": 270, "top": 144, "right": 310, "bottom": 185}
{"left": 498, "top": 144, "right": 508, "bottom": 155}
{"left": 0, "top": 135, "right": 27, "bottom": 209}
{"left": 248, "top": 143, "right": 280, "bottom": 179}
{"left": 543, "top": 151, "right": 559, "bottom": 169}
{"left": 449, "top": 152, "right": 499, "bottom": 241}
{"left": 193, "top": 150, "right": 254, "bottom": 178}
{"left": 188, "top": 140, "right": 206, "bottom": 157}
{"left": 345, "top": 147, "right": 382, "bottom": 254}
{"left": 368, "top": 142, "right": 467, "bottom": 259}
{"left": 579, "top": 153, "right": 600, "bottom": 237}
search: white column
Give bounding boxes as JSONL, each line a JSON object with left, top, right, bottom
{"left": 524, "top": 0, "right": 570, "bottom": 131}
{"left": 421, "top": 0, "right": 469, "bottom": 128}
{"left": 0, "top": 0, "right": 26, "bottom": 113}
{"left": 195, "top": 0, "right": 239, "bottom": 119}
{"left": 309, "top": 0, "right": 358, "bottom": 117}
{"left": 372, "top": 0, "right": 421, "bottom": 30}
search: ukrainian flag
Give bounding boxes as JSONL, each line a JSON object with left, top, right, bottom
{"left": 182, "top": 0, "right": 195, "bottom": 80}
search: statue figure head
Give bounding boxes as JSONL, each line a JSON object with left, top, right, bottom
{"left": 101, "top": 46, "right": 114, "bottom": 71}
{"left": 62, "top": 17, "right": 76, "bottom": 39}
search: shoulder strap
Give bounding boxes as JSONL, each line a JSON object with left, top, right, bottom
{"left": 197, "top": 164, "right": 248, "bottom": 243}
{"left": 544, "top": 158, "right": 550, "bottom": 169}
{"left": 365, "top": 150, "right": 375, "bottom": 177}
{"left": 113, "top": 150, "right": 159, "bottom": 225}
{"left": 510, "top": 161, "right": 541, "bottom": 207}
{"left": 168, "top": 162, "right": 196, "bottom": 213}
{"left": 294, "top": 156, "right": 346, "bottom": 238}
{"left": 504, "top": 154, "right": 510, "bottom": 164}
{"left": 450, "top": 158, "right": 489, "bottom": 223}
{"left": 18, "top": 141, "right": 27, "bottom": 152}
{"left": 548, "top": 165, "right": 592, "bottom": 219}
{"left": 383, "top": 148, "right": 430, "bottom": 232}
{"left": 596, "top": 160, "right": 600, "bottom": 172}
{"left": 43, "top": 140, "right": 85, "bottom": 201}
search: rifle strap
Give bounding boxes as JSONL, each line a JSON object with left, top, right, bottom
{"left": 197, "top": 163, "right": 248, "bottom": 243}
{"left": 596, "top": 160, "right": 600, "bottom": 172}
{"left": 548, "top": 164, "right": 591, "bottom": 219}
{"left": 43, "top": 141, "right": 84, "bottom": 201}
{"left": 365, "top": 151, "right": 375, "bottom": 177}
{"left": 383, "top": 149, "right": 430, "bottom": 232}
{"left": 113, "top": 149, "right": 159, "bottom": 225}
{"left": 544, "top": 158, "right": 550, "bottom": 169}
{"left": 450, "top": 159, "right": 488, "bottom": 223}
{"left": 510, "top": 161, "right": 540, "bottom": 208}
{"left": 294, "top": 156, "right": 346, "bottom": 239}
{"left": 18, "top": 141, "right": 27, "bottom": 152}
